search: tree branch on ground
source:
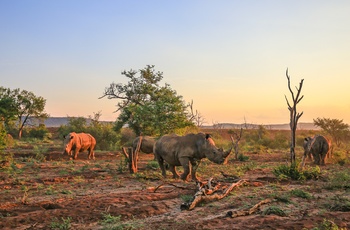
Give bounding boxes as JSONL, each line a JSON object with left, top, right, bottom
{"left": 180, "top": 178, "right": 248, "bottom": 211}
{"left": 226, "top": 198, "right": 274, "bottom": 218}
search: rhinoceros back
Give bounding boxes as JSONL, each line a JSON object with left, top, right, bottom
{"left": 154, "top": 133, "right": 206, "bottom": 165}
{"left": 77, "top": 133, "right": 96, "bottom": 151}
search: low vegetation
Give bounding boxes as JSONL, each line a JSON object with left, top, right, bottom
{"left": 0, "top": 127, "right": 349, "bottom": 229}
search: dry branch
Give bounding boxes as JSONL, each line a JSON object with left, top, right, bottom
{"left": 226, "top": 198, "right": 274, "bottom": 218}
{"left": 181, "top": 178, "right": 248, "bottom": 211}
{"left": 122, "top": 147, "right": 139, "bottom": 173}
{"left": 153, "top": 183, "right": 194, "bottom": 193}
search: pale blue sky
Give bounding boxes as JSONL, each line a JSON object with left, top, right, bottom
{"left": 1, "top": 1, "right": 350, "bottom": 125}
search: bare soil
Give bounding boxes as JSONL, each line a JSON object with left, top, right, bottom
{"left": 1, "top": 144, "right": 349, "bottom": 230}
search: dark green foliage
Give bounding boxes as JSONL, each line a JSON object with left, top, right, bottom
{"left": 237, "top": 153, "right": 249, "bottom": 161}
{"left": 101, "top": 65, "right": 194, "bottom": 136}
{"left": 58, "top": 113, "right": 120, "bottom": 151}
{"left": 0, "top": 122, "right": 7, "bottom": 149}
{"left": 0, "top": 87, "right": 49, "bottom": 138}
{"left": 262, "top": 206, "right": 286, "bottom": 216}
{"left": 290, "top": 189, "right": 312, "bottom": 199}
{"left": 26, "top": 124, "right": 50, "bottom": 139}
{"left": 273, "top": 162, "right": 320, "bottom": 181}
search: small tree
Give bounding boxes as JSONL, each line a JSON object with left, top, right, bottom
{"left": 284, "top": 69, "right": 304, "bottom": 164}
{"left": 100, "top": 65, "right": 194, "bottom": 136}
{"left": 313, "top": 117, "right": 349, "bottom": 146}
{"left": 0, "top": 87, "right": 17, "bottom": 130}
{"left": 0, "top": 87, "right": 49, "bottom": 138}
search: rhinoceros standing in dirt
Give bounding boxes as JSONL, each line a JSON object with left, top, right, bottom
{"left": 301, "top": 135, "right": 330, "bottom": 166}
{"left": 132, "top": 136, "right": 156, "bottom": 155}
{"left": 154, "top": 133, "right": 232, "bottom": 181}
{"left": 63, "top": 132, "right": 96, "bottom": 160}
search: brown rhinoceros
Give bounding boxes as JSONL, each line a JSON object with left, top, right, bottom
{"left": 63, "top": 132, "right": 96, "bottom": 160}
{"left": 132, "top": 136, "right": 156, "bottom": 155}
{"left": 154, "top": 133, "right": 232, "bottom": 181}
{"left": 301, "top": 135, "right": 330, "bottom": 166}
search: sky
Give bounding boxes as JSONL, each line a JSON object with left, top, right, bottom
{"left": 1, "top": 0, "right": 350, "bottom": 125}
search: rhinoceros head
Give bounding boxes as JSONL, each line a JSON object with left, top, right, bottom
{"left": 303, "top": 136, "right": 313, "bottom": 156}
{"left": 63, "top": 132, "right": 76, "bottom": 155}
{"left": 202, "top": 134, "right": 232, "bottom": 164}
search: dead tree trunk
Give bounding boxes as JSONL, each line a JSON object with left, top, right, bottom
{"left": 122, "top": 147, "right": 139, "bottom": 173}
{"left": 231, "top": 128, "right": 243, "bottom": 161}
{"left": 284, "top": 69, "right": 304, "bottom": 164}
{"left": 121, "top": 136, "right": 142, "bottom": 173}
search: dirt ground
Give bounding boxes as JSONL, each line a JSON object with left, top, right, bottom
{"left": 0, "top": 144, "right": 349, "bottom": 229}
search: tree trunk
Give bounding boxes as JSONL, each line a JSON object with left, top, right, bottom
{"left": 285, "top": 69, "right": 304, "bottom": 164}
{"left": 122, "top": 147, "right": 139, "bottom": 173}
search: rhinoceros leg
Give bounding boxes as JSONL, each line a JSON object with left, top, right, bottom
{"left": 190, "top": 159, "right": 201, "bottom": 181}
{"left": 312, "top": 152, "right": 320, "bottom": 165}
{"left": 73, "top": 150, "right": 79, "bottom": 160}
{"left": 156, "top": 157, "right": 167, "bottom": 178}
{"left": 168, "top": 165, "right": 180, "bottom": 179}
{"left": 88, "top": 148, "right": 95, "bottom": 160}
{"left": 179, "top": 157, "right": 191, "bottom": 181}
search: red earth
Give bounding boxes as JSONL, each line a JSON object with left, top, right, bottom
{"left": 0, "top": 141, "right": 349, "bottom": 230}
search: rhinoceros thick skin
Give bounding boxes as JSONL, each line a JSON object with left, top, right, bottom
{"left": 132, "top": 136, "right": 156, "bottom": 154}
{"left": 154, "top": 133, "right": 231, "bottom": 181}
{"left": 63, "top": 132, "right": 96, "bottom": 160}
{"left": 303, "top": 135, "right": 330, "bottom": 165}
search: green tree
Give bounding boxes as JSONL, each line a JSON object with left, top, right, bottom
{"left": 100, "top": 65, "right": 194, "bottom": 136}
{"left": 313, "top": 117, "right": 349, "bottom": 146}
{"left": 0, "top": 122, "right": 8, "bottom": 149}
{"left": 0, "top": 87, "right": 49, "bottom": 138}
{"left": 0, "top": 87, "right": 17, "bottom": 129}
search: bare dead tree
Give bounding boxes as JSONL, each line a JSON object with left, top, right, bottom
{"left": 188, "top": 100, "right": 205, "bottom": 127}
{"left": 284, "top": 69, "right": 304, "bottom": 164}
{"left": 121, "top": 136, "right": 143, "bottom": 173}
{"left": 227, "top": 129, "right": 243, "bottom": 161}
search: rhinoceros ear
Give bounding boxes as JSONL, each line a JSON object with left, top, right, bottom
{"left": 205, "top": 134, "right": 211, "bottom": 139}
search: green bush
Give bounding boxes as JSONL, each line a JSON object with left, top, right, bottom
{"left": 27, "top": 124, "right": 51, "bottom": 139}
{"left": 273, "top": 162, "right": 320, "bottom": 181}
{"left": 0, "top": 122, "right": 7, "bottom": 149}
{"left": 324, "top": 170, "right": 350, "bottom": 190}
{"left": 58, "top": 116, "right": 120, "bottom": 151}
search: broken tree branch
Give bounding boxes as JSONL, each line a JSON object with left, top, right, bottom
{"left": 181, "top": 178, "right": 248, "bottom": 211}
{"left": 226, "top": 198, "right": 274, "bottom": 218}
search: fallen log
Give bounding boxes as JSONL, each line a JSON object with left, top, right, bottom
{"left": 226, "top": 198, "right": 274, "bottom": 218}
{"left": 181, "top": 178, "right": 248, "bottom": 211}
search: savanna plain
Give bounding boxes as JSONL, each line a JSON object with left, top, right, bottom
{"left": 1, "top": 128, "right": 350, "bottom": 230}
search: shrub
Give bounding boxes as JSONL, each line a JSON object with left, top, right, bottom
{"left": 290, "top": 189, "right": 312, "bottom": 199}
{"left": 238, "top": 153, "right": 249, "bottom": 162}
{"left": 324, "top": 170, "right": 350, "bottom": 190}
{"left": 273, "top": 162, "right": 320, "bottom": 181}
{"left": 50, "top": 217, "right": 72, "bottom": 230}
{"left": 27, "top": 124, "right": 51, "bottom": 139}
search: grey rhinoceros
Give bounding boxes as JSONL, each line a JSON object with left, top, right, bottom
{"left": 154, "top": 133, "right": 232, "bottom": 181}
{"left": 63, "top": 132, "right": 96, "bottom": 160}
{"left": 301, "top": 135, "right": 330, "bottom": 166}
{"left": 132, "top": 136, "right": 156, "bottom": 155}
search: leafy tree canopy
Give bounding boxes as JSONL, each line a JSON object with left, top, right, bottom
{"left": 313, "top": 117, "right": 349, "bottom": 146}
{"left": 0, "top": 87, "right": 49, "bottom": 138}
{"left": 100, "top": 65, "right": 194, "bottom": 136}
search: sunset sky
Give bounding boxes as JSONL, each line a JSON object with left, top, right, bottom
{"left": 1, "top": 1, "right": 350, "bottom": 125}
